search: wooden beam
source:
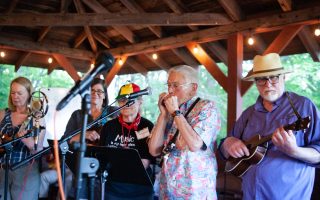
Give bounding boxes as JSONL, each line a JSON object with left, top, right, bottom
{"left": 205, "top": 42, "right": 228, "bottom": 65}
{"left": 108, "top": 7, "right": 320, "bottom": 57}
{"left": 171, "top": 47, "right": 199, "bottom": 67}
{"left": 250, "top": 35, "right": 267, "bottom": 55}
{"left": 74, "top": 0, "right": 97, "bottom": 52}
{"left": 0, "top": 35, "right": 94, "bottom": 60}
{"left": 37, "top": 26, "right": 52, "bottom": 42}
{"left": 15, "top": 52, "right": 31, "bottom": 72}
{"left": 0, "top": 13, "right": 232, "bottom": 26}
{"left": 92, "top": 29, "right": 111, "bottom": 48}
{"left": 47, "top": 62, "right": 58, "bottom": 75}
{"left": 73, "top": 30, "right": 87, "bottom": 48}
{"left": 0, "top": 0, "right": 18, "bottom": 31}
{"left": 264, "top": 24, "right": 304, "bottom": 54}
{"left": 217, "top": 0, "right": 244, "bottom": 21}
{"left": 277, "top": 0, "right": 292, "bottom": 12}
{"left": 163, "top": 0, "right": 198, "bottom": 31}
{"left": 227, "top": 33, "right": 243, "bottom": 133}
{"left": 52, "top": 53, "right": 80, "bottom": 82}
{"left": 145, "top": 54, "right": 170, "bottom": 71}
{"left": 126, "top": 57, "right": 148, "bottom": 75}
{"left": 120, "top": 0, "right": 163, "bottom": 38}
{"left": 241, "top": 24, "right": 304, "bottom": 95}
{"left": 186, "top": 42, "right": 227, "bottom": 91}
{"left": 82, "top": 0, "right": 137, "bottom": 43}
{"left": 105, "top": 56, "right": 127, "bottom": 86}
{"left": 298, "top": 26, "right": 320, "bottom": 62}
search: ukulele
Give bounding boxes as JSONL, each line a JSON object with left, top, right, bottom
{"left": 225, "top": 116, "right": 311, "bottom": 177}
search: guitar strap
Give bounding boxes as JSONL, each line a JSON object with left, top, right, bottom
{"left": 285, "top": 92, "right": 309, "bottom": 145}
{"left": 165, "top": 97, "right": 201, "bottom": 149}
{"left": 159, "top": 97, "right": 201, "bottom": 166}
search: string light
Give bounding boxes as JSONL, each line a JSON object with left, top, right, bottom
{"left": 118, "top": 58, "right": 123, "bottom": 65}
{"left": 315, "top": 27, "right": 320, "bottom": 37}
{"left": 90, "top": 63, "right": 95, "bottom": 69}
{"left": 193, "top": 46, "right": 199, "bottom": 54}
{"left": 48, "top": 57, "right": 53, "bottom": 64}
{"left": 152, "top": 53, "right": 158, "bottom": 60}
{"left": 247, "top": 36, "right": 255, "bottom": 45}
{"left": 0, "top": 51, "right": 5, "bottom": 58}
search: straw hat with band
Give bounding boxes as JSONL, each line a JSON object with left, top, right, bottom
{"left": 243, "top": 53, "right": 292, "bottom": 81}
{"left": 116, "top": 82, "right": 141, "bottom": 100}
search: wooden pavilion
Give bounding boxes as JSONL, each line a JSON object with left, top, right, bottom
{"left": 0, "top": 0, "right": 320, "bottom": 198}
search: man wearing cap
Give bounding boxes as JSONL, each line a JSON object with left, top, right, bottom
{"left": 219, "top": 53, "right": 320, "bottom": 199}
{"left": 99, "top": 82, "right": 155, "bottom": 200}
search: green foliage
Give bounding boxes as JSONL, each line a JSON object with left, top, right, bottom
{"left": 0, "top": 64, "right": 74, "bottom": 109}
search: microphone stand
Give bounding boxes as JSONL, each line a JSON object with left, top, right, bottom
{"left": 10, "top": 99, "right": 136, "bottom": 199}
{"left": 0, "top": 131, "right": 34, "bottom": 200}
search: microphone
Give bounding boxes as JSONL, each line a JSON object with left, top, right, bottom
{"left": 31, "top": 99, "right": 42, "bottom": 113}
{"left": 56, "top": 52, "right": 115, "bottom": 111}
{"left": 126, "top": 87, "right": 152, "bottom": 100}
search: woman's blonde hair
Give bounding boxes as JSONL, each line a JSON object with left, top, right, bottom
{"left": 8, "top": 77, "right": 33, "bottom": 111}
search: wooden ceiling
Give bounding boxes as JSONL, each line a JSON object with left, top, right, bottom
{"left": 0, "top": 0, "right": 319, "bottom": 84}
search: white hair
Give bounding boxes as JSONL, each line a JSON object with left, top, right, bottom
{"left": 168, "top": 65, "right": 199, "bottom": 84}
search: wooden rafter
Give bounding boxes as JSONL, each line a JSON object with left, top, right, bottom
{"left": 171, "top": 47, "right": 198, "bottom": 68}
{"left": 144, "top": 54, "right": 170, "bottom": 71}
{"left": 120, "top": 0, "right": 163, "bottom": 38}
{"left": 108, "top": 6, "right": 320, "bottom": 57}
{"left": 126, "top": 57, "right": 148, "bottom": 75}
{"left": 82, "top": 0, "right": 138, "bottom": 44}
{"left": 47, "top": 61, "right": 58, "bottom": 75}
{"left": 15, "top": 52, "right": 31, "bottom": 72}
{"left": 105, "top": 56, "right": 128, "bottom": 86}
{"left": 298, "top": 26, "right": 320, "bottom": 62}
{"left": 186, "top": 42, "right": 227, "bottom": 91}
{"left": 217, "top": 0, "right": 244, "bottom": 21}
{"left": 277, "top": 0, "right": 292, "bottom": 12}
{"left": 0, "top": 36, "right": 94, "bottom": 61}
{"left": 74, "top": 0, "right": 97, "bottom": 52}
{"left": 92, "top": 28, "right": 112, "bottom": 49}
{"left": 164, "top": 0, "right": 198, "bottom": 31}
{"left": 264, "top": 24, "right": 304, "bottom": 54}
{"left": 0, "top": 13, "right": 232, "bottom": 26}
{"left": 52, "top": 54, "right": 80, "bottom": 81}
{"left": 205, "top": 42, "right": 228, "bottom": 65}
{"left": 73, "top": 31, "right": 87, "bottom": 48}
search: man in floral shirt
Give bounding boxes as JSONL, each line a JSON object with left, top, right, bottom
{"left": 148, "top": 65, "right": 221, "bottom": 199}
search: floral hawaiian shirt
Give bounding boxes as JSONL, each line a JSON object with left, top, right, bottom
{"left": 159, "top": 97, "right": 221, "bottom": 200}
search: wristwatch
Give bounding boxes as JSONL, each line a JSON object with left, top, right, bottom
{"left": 171, "top": 110, "right": 182, "bottom": 118}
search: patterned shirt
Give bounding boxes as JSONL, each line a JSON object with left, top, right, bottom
{"left": 0, "top": 108, "right": 33, "bottom": 165}
{"left": 159, "top": 97, "right": 221, "bottom": 200}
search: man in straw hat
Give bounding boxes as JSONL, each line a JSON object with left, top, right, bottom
{"left": 219, "top": 53, "right": 320, "bottom": 199}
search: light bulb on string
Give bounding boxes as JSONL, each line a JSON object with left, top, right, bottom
{"left": 0, "top": 51, "right": 6, "bottom": 58}
{"left": 118, "top": 58, "right": 123, "bottom": 65}
{"left": 193, "top": 46, "right": 199, "bottom": 54}
{"left": 248, "top": 36, "right": 255, "bottom": 45}
{"left": 152, "top": 53, "right": 158, "bottom": 60}
{"left": 315, "top": 27, "right": 320, "bottom": 36}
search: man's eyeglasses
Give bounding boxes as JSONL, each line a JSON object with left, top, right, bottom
{"left": 165, "top": 82, "right": 192, "bottom": 89}
{"left": 91, "top": 89, "right": 105, "bottom": 95}
{"left": 254, "top": 75, "right": 280, "bottom": 86}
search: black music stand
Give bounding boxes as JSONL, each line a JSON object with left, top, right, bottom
{"left": 83, "top": 146, "right": 153, "bottom": 199}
